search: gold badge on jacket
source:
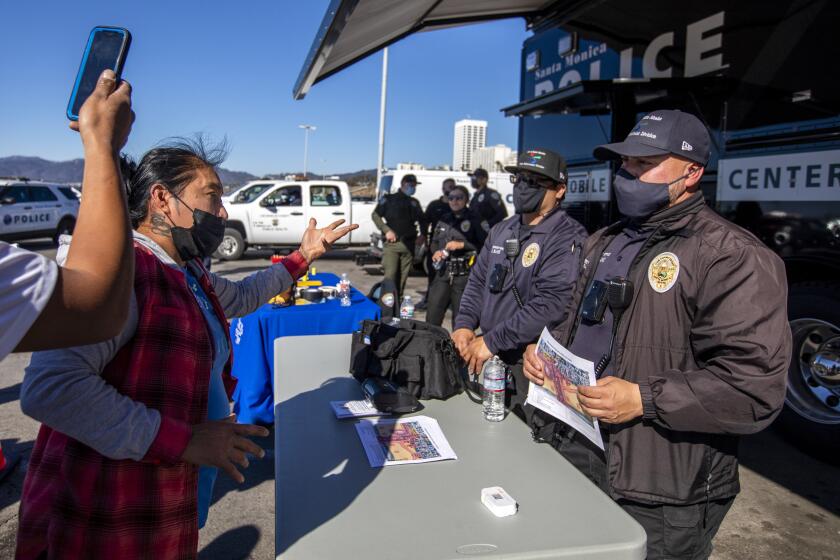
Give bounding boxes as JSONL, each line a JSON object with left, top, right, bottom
{"left": 521, "top": 242, "right": 540, "bottom": 268}
{"left": 648, "top": 252, "right": 680, "bottom": 293}
{"left": 460, "top": 221, "right": 471, "bottom": 233}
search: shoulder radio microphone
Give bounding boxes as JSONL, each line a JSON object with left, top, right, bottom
{"left": 504, "top": 238, "right": 520, "bottom": 259}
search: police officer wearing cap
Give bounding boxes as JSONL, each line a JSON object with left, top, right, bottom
{"left": 468, "top": 167, "right": 507, "bottom": 233}
{"left": 454, "top": 149, "right": 587, "bottom": 421}
{"left": 425, "top": 185, "right": 486, "bottom": 328}
{"left": 523, "top": 110, "right": 791, "bottom": 559}
{"left": 372, "top": 174, "right": 427, "bottom": 298}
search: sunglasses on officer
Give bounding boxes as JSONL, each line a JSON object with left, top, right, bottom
{"left": 448, "top": 194, "right": 466, "bottom": 201}
{"left": 510, "top": 172, "right": 553, "bottom": 187}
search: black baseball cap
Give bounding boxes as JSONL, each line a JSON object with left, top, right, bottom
{"left": 402, "top": 174, "right": 421, "bottom": 184}
{"left": 469, "top": 168, "right": 488, "bottom": 178}
{"left": 504, "top": 148, "right": 567, "bottom": 183}
{"left": 593, "top": 109, "right": 710, "bottom": 166}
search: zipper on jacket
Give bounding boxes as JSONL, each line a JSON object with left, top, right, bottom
{"left": 607, "top": 224, "right": 665, "bottom": 378}
{"left": 565, "top": 234, "right": 613, "bottom": 346}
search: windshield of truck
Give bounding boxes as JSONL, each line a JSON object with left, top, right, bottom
{"left": 231, "top": 183, "right": 273, "bottom": 204}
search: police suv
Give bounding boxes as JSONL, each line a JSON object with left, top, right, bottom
{"left": 0, "top": 178, "right": 79, "bottom": 244}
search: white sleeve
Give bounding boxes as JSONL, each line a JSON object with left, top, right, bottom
{"left": 0, "top": 242, "right": 59, "bottom": 360}
{"left": 19, "top": 293, "right": 165, "bottom": 461}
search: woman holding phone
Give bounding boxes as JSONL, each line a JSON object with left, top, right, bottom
{"left": 16, "top": 138, "right": 357, "bottom": 559}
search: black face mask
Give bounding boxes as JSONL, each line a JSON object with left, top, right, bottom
{"left": 169, "top": 195, "right": 226, "bottom": 261}
{"left": 513, "top": 179, "right": 546, "bottom": 214}
{"left": 613, "top": 168, "right": 690, "bottom": 219}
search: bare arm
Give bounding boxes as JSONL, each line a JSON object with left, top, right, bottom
{"left": 16, "top": 69, "right": 135, "bottom": 350}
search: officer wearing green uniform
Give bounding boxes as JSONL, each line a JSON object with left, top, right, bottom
{"left": 372, "top": 174, "right": 427, "bottom": 298}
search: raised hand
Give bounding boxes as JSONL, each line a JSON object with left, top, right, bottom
{"left": 298, "top": 218, "right": 359, "bottom": 263}
{"left": 70, "top": 68, "right": 134, "bottom": 153}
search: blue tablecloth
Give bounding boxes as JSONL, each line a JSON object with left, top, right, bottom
{"left": 230, "top": 273, "right": 380, "bottom": 425}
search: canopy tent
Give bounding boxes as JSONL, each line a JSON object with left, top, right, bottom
{"left": 293, "top": 0, "right": 559, "bottom": 99}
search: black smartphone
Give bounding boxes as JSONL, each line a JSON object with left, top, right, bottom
{"left": 66, "top": 26, "right": 131, "bottom": 121}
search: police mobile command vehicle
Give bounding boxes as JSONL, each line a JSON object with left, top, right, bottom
{"left": 0, "top": 178, "right": 80, "bottom": 244}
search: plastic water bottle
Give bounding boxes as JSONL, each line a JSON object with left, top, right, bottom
{"left": 339, "top": 273, "right": 351, "bottom": 307}
{"left": 432, "top": 249, "right": 449, "bottom": 271}
{"left": 399, "top": 296, "right": 414, "bottom": 319}
{"left": 482, "top": 356, "right": 506, "bottom": 422}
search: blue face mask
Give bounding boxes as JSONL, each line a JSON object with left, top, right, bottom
{"left": 613, "top": 168, "right": 690, "bottom": 219}
{"left": 402, "top": 184, "right": 416, "bottom": 196}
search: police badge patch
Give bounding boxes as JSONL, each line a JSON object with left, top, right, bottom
{"left": 648, "top": 252, "right": 680, "bottom": 293}
{"left": 521, "top": 242, "right": 540, "bottom": 268}
{"left": 478, "top": 194, "right": 485, "bottom": 203}
{"left": 460, "top": 220, "right": 471, "bottom": 233}
{"left": 481, "top": 220, "right": 490, "bottom": 231}
{"left": 491, "top": 192, "right": 500, "bottom": 201}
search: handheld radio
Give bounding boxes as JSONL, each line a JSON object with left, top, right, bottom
{"left": 595, "top": 277, "right": 634, "bottom": 376}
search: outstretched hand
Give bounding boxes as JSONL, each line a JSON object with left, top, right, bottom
{"left": 299, "top": 218, "right": 359, "bottom": 263}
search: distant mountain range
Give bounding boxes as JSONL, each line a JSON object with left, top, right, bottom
{"left": 0, "top": 156, "right": 376, "bottom": 188}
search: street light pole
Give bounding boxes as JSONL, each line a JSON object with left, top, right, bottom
{"left": 376, "top": 48, "right": 388, "bottom": 193}
{"left": 298, "top": 124, "right": 316, "bottom": 178}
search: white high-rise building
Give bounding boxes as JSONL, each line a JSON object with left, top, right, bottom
{"left": 452, "top": 119, "right": 487, "bottom": 171}
{"left": 471, "top": 144, "right": 513, "bottom": 173}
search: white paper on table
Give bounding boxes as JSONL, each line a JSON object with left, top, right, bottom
{"left": 525, "top": 328, "right": 605, "bottom": 450}
{"left": 355, "top": 415, "right": 457, "bottom": 467}
{"left": 330, "top": 399, "right": 389, "bottom": 419}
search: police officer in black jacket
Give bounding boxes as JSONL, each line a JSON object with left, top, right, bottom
{"left": 371, "top": 174, "right": 427, "bottom": 298}
{"left": 417, "top": 178, "right": 457, "bottom": 311}
{"left": 523, "top": 111, "right": 791, "bottom": 559}
{"left": 453, "top": 149, "right": 587, "bottom": 421}
{"left": 468, "top": 167, "right": 507, "bottom": 233}
{"left": 425, "top": 185, "right": 486, "bottom": 328}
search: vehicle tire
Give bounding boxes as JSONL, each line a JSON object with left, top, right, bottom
{"left": 213, "top": 228, "right": 246, "bottom": 261}
{"left": 775, "top": 282, "right": 840, "bottom": 463}
{"left": 53, "top": 217, "right": 75, "bottom": 245}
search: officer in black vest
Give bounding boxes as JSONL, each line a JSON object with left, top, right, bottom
{"left": 468, "top": 167, "right": 507, "bottom": 233}
{"left": 425, "top": 185, "right": 486, "bottom": 329}
{"left": 372, "top": 174, "right": 427, "bottom": 298}
{"left": 453, "top": 149, "right": 588, "bottom": 422}
{"left": 417, "top": 178, "right": 457, "bottom": 311}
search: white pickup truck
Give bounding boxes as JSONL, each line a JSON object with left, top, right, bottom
{"left": 216, "top": 180, "right": 376, "bottom": 260}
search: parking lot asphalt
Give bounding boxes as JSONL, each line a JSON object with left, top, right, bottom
{"left": 0, "top": 242, "right": 838, "bottom": 559}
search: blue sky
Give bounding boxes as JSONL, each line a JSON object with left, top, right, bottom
{"left": 0, "top": 1, "right": 530, "bottom": 176}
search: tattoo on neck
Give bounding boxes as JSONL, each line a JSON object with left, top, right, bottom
{"left": 150, "top": 213, "right": 172, "bottom": 237}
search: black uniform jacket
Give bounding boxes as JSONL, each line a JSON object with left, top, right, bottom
{"left": 550, "top": 193, "right": 791, "bottom": 505}
{"left": 429, "top": 209, "right": 487, "bottom": 257}
{"left": 372, "top": 191, "right": 426, "bottom": 243}
{"left": 469, "top": 187, "right": 508, "bottom": 231}
{"left": 455, "top": 206, "right": 587, "bottom": 357}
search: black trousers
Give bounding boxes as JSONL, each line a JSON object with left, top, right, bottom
{"left": 426, "top": 273, "right": 469, "bottom": 329}
{"left": 539, "top": 424, "right": 733, "bottom": 560}
{"left": 620, "top": 497, "right": 734, "bottom": 560}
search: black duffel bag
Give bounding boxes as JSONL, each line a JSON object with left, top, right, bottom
{"left": 350, "top": 318, "right": 466, "bottom": 400}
